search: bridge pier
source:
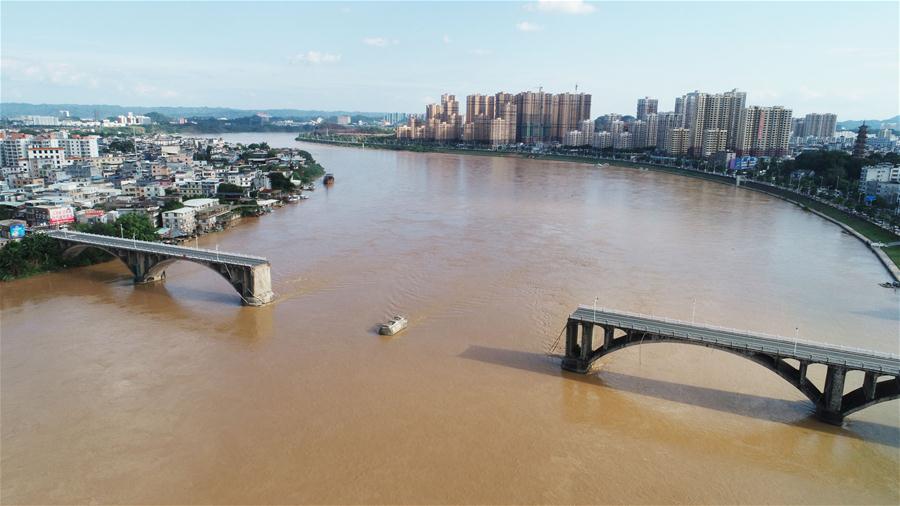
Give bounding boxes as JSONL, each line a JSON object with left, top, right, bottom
{"left": 562, "top": 318, "right": 593, "bottom": 373}
{"left": 817, "top": 366, "right": 847, "bottom": 425}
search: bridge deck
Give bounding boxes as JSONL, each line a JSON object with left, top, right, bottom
{"left": 571, "top": 306, "right": 900, "bottom": 376}
{"left": 47, "top": 230, "right": 269, "bottom": 268}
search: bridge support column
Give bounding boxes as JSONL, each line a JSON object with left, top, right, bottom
{"left": 562, "top": 318, "right": 590, "bottom": 374}
{"left": 817, "top": 366, "right": 847, "bottom": 425}
{"left": 127, "top": 251, "right": 166, "bottom": 283}
{"left": 581, "top": 322, "right": 593, "bottom": 361}
{"left": 602, "top": 326, "right": 614, "bottom": 350}
{"left": 798, "top": 361, "right": 808, "bottom": 387}
{"left": 863, "top": 372, "right": 878, "bottom": 401}
{"left": 240, "top": 264, "right": 275, "bottom": 306}
{"left": 564, "top": 319, "right": 578, "bottom": 358}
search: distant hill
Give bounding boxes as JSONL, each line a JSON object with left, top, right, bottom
{"left": 836, "top": 115, "right": 899, "bottom": 131}
{"left": 0, "top": 102, "right": 389, "bottom": 120}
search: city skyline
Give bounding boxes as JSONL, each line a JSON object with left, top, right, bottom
{"left": 1, "top": 1, "right": 898, "bottom": 119}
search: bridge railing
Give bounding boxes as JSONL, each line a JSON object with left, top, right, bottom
{"left": 48, "top": 230, "right": 269, "bottom": 264}
{"left": 574, "top": 305, "right": 900, "bottom": 361}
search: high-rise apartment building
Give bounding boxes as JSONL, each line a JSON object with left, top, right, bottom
{"left": 515, "top": 91, "right": 553, "bottom": 144}
{"left": 636, "top": 97, "right": 658, "bottom": 121}
{"left": 700, "top": 128, "right": 728, "bottom": 157}
{"left": 794, "top": 113, "right": 837, "bottom": 138}
{"left": 667, "top": 127, "right": 690, "bottom": 156}
{"left": 631, "top": 114, "right": 659, "bottom": 148}
{"left": 656, "top": 112, "right": 682, "bottom": 153}
{"left": 678, "top": 89, "right": 746, "bottom": 154}
{"left": 549, "top": 93, "right": 591, "bottom": 142}
{"left": 592, "top": 131, "right": 613, "bottom": 149}
{"left": 735, "top": 106, "right": 792, "bottom": 157}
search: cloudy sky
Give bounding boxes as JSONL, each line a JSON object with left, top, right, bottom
{"left": 2, "top": 1, "right": 898, "bottom": 119}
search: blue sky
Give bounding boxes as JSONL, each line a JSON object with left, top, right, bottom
{"left": 2, "top": 1, "right": 898, "bottom": 119}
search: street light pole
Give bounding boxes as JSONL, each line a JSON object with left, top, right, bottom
{"left": 794, "top": 327, "right": 799, "bottom": 355}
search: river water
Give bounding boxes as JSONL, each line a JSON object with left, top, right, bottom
{"left": 2, "top": 132, "right": 899, "bottom": 504}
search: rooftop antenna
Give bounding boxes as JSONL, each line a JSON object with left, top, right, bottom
{"left": 575, "top": 83, "right": 579, "bottom": 92}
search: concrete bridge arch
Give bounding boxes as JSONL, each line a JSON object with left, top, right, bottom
{"left": 562, "top": 308, "right": 900, "bottom": 425}
{"left": 50, "top": 230, "right": 274, "bottom": 306}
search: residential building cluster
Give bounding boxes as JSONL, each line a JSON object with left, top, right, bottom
{"left": 0, "top": 130, "right": 307, "bottom": 241}
{"left": 397, "top": 90, "right": 592, "bottom": 147}
{"left": 393, "top": 87, "right": 898, "bottom": 161}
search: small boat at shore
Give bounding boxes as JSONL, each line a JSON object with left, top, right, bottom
{"left": 878, "top": 281, "right": 900, "bottom": 288}
{"left": 596, "top": 163, "right": 609, "bottom": 168}
{"left": 323, "top": 173, "right": 335, "bottom": 185}
{"left": 378, "top": 315, "right": 408, "bottom": 336}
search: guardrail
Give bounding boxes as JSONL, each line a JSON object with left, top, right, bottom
{"left": 46, "top": 230, "right": 269, "bottom": 265}
{"left": 573, "top": 305, "right": 900, "bottom": 361}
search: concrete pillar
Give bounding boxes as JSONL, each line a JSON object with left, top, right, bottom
{"left": 818, "top": 366, "right": 847, "bottom": 425}
{"left": 603, "top": 326, "right": 615, "bottom": 350}
{"left": 244, "top": 264, "right": 274, "bottom": 306}
{"left": 580, "top": 322, "right": 593, "bottom": 360}
{"left": 798, "top": 361, "right": 808, "bottom": 387}
{"left": 863, "top": 372, "right": 878, "bottom": 401}
{"left": 565, "top": 319, "right": 579, "bottom": 358}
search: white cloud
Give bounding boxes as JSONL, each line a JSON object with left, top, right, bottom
{"left": 469, "top": 48, "right": 493, "bottom": 56}
{"left": 133, "top": 82, "right": 178, "bottom": 99}
{"left": 290, "top": 50, "right": 341, "bottom": 64}
{"left": 2, "top": 58, "right": 99, "bottom": 88}
{"left": 442, "top": 34, "right": 452, "bottom": 44}
{"left": 363, "top": 37, "right": 398, "bottom": 47}
{"left": 526, "top": 0, "right": 595, "bottom": 15}
{"left": 516, "top": 21, "right": 543, "bottom": 32}
{"left": 798, "top": 85, "right": 826, "bottom": 100}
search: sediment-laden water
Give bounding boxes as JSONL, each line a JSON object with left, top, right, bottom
{"left": 2, "top": 133, "right": 898, "bottom": 504}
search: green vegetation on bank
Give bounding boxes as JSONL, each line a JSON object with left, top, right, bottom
{"left": 0, "top": 234, "right": 107, "bottom": 281}
{"left": 742, "top": 182, "right": 899, "bottom": 243}
{"left": 0, "top": 214, "right": 158, "bottom": 281}
{"left": 884, "top": 246, "right": 900, "bottom": 267}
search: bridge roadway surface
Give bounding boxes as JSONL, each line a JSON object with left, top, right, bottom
{"left": 46, "top": 230, "right": 269, "bottom": 268}
{"left": 571, "top": 306, "right": 900, "bottom": 376}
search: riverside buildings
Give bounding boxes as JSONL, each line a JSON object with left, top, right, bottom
{"left": 393, "top": 86, "right": 874, "bottom": 162}
{"left": 400, "top": 89, "right": 592, "bottom": 146}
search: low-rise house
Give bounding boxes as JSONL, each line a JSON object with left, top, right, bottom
{"left": 162, "top": 206, "right": 196, "bottom": 237}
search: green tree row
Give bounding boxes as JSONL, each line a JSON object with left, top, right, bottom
{"left": 0, "top": 214, "right": 158, "bottom": 281}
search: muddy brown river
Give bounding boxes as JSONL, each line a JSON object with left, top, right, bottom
{"left": 2, "top": 133, "right": 898, "bottom": 504}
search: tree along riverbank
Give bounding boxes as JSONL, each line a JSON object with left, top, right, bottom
{"left": 0, "top": 214, "right": 157, "bottom": 281}
{"left": 297, "top": 135, "right": 900, "bottom": 278}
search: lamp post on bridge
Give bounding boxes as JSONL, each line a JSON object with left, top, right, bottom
{"left": 794, "top": 327, "right": 799, "bottom": 355}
